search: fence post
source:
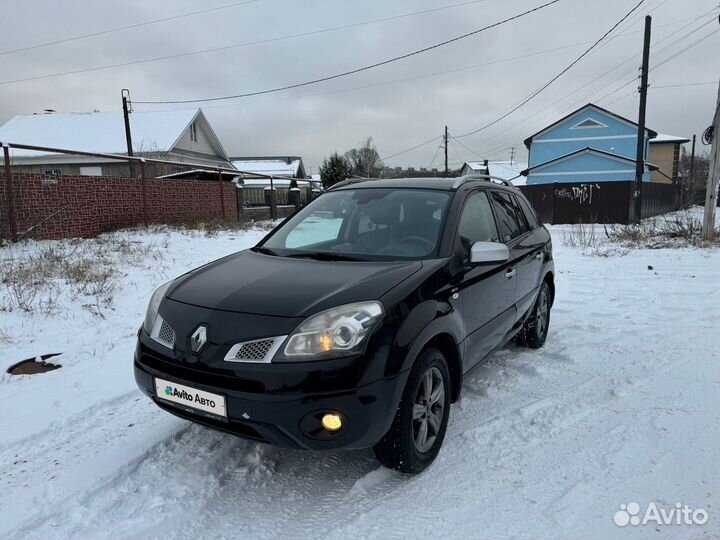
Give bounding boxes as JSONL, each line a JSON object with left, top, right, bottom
{"left": 270, "top": 176, "right": 277, "bottom": 220}
{"left": 218, "top": 169, "right": 226, "bottom": 220}
{"left": 236, "top": 183, "right": 244, "bottom": 221}
{"left": 3, "top": 144, "right": 17, "bottom": 242}
{"left": 140, "top": 159, "right": 148, "bottom": 227}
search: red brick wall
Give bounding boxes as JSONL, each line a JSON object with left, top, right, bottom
{"left": 0, "top": 173, "right": 238, "bottom": 240}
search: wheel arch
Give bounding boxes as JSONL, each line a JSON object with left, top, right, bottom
{"left": 543, "top": 270, "right": 555, "bottom": 306}
{"left": 415, "top": 333, "right": 463, "bottom": 403}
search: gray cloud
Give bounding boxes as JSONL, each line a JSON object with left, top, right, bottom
{"left": 0, "top": 0, "right": 717, "bottom": 172}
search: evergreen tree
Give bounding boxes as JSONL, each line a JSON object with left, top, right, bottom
{"left": 319, "top": 152, "right": 352, "bottom": 189}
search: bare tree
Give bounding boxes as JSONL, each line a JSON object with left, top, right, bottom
{"left": 344, "top": 137, "right": 384, "bottom": 178}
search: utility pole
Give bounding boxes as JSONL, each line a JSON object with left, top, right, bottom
{"left": 510, "top": 147, "right": 515, "bottom": 166}
{"left": 686, "top": 134, "right": 696, "bottom": 206}
{"left": 444, "top": 125, "right": 449, "bottom": 177}
{"left": 702, "top": 80, "right": 720, "bottom": 242}
{"left": 122, "top": 89, "right": 135, "bottom": 177}
{"left": 634, "top": 15, "right": 651, "bottom": 225}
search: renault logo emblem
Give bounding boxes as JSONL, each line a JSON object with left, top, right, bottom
{"left": 190, "top": 325, "right": 208, "bottom": 353}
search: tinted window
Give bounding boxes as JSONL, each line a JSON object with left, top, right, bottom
{"left": 263, "top": 188, "right": 450, "bottom": 260}
{"left": 490, "top": 191, "right": 527, "bottom": 242}
{"left": 457, "top": 191, "right": 499, "bottom": 254}
{"left": 517, "top": 196, "right": 540, "bottom": 229}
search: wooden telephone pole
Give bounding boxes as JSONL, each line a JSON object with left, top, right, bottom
{"left": 122, "top": 89, "right": 135, "bottom": 177}
{"left": 702, "top": 80, "right": 720, "bottom": 242}
{"left": 634, "top": 15, "right": 651, "bottom": 224}
{"left": 444, "top": 125, "right": 449, "bottom": 177}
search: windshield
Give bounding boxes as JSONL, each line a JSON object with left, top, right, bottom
{"left": 259, "top": 188, "right": 451, "bottom": 260}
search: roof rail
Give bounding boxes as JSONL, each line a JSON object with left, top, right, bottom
{"left": 451, "top": 174, "right": 517, "bottom": 189}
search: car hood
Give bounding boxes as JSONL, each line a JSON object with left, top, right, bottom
{"left": 167, "top": 250, "right": 422, "bottom": 317}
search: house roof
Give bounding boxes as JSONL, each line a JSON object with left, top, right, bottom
{"left": 649, "top": 133, "right": 690, "bottom": 144}
{"left": 523, "top": 103, "right": 658, "bottom": 148}
{"left": 461, "top": 160, "right": 528, "bottom": 185}
{"left": 0, "top": 109, "right": 223, "bottom": 159}
{"left": 230, "top": 156, "right": 305, "bottom": 177}
{"left": 520, "top": 147, "right": 656, "bottom": 176}
{"left": 488, "top": 160, "right": 528, "bottom": 186}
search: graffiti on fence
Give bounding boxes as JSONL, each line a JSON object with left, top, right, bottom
{"left": 554, "top": 183, "right": 600, "bottom": 205}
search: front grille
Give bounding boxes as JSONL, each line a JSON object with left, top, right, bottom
{"left": 158, "top": 320, "right": 176, "bottom": 348}
{"left": 234, "top": 339, "right": 274, "bottom": 360}
{"left": 225, "top": 336, "right": 287, "bottom": 363}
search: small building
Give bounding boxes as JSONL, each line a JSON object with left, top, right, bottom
{"left": 649, "top": 134, "right": 690, "bottom": 184}
{"left": 521, "top": 103, "right": 687, "bottom": 186}
{"left": 230, "top": 156, "right": 307, "bottom": 186}
{"left": 0, "top": 109, "right": 231, "bottom": 177}
{"left": 460, "top": 160, "right": 528, "bottom": 185}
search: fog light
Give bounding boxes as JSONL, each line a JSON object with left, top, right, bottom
{"left": 321, "top": 413, "right": 343, "bottom": 431}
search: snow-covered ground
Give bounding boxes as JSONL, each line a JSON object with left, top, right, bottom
{"left": 1, "top": 215, "right": 719, "bottom": 540}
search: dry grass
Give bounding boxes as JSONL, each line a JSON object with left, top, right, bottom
{"left": 167, "top": 218, "right": 276, "bottom": 237}
{"left": 0, "top": 234, "right": 161, "bottom": 316}
{"left": 606, "top": 212, "right": 719, "bottom": 249}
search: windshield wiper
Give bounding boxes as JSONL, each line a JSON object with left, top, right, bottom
{"left": 286, "top": 251, "right": 364, "bottom": 262}
{"left": 252, "top": 246, "right": 279, "bottom": 256}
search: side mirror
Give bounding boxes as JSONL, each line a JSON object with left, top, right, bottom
{"left": 469, "top": 241, "right": 509, "bottom": 264}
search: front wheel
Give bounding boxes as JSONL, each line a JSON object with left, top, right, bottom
{"left": 373, "top": 348, "right": 451, "bottom": 474}
{"left": 517, "top": 280, "right": 551, "bottom": 349}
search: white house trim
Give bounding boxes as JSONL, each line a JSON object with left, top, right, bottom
{"left": 530, "top": 169, "right": 636, "bottom": 176}
{"left": 530, "top": 105, "right": 644, "bottom": 141}
{"left": 529, "top": 148, "right": 636, "bottom": 174}
{"left": 534, "top": 134, "right": 638, "bottom": 143}
{"left": 569, "top": 117, "right": 608, "bottom": 129}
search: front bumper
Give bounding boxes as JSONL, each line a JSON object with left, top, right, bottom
{"left": 134, "top": 344, "right": 406, "bottom": 450}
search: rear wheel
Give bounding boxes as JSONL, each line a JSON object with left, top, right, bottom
{"left": 517, "top": 280, "right": 551, "bottom": 349}
{"left": 373, "top": 348, "right": 450, "bottom": 474}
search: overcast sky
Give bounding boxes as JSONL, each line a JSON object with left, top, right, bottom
{"left": 1, "top": 0, "right": 718, "bottom": 172}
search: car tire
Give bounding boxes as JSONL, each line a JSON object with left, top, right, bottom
{"left": 517, "top": 280, "right": 551, "bottom": 349}
{"left": 373, "top": 348, "right": 451, "bottom": 474}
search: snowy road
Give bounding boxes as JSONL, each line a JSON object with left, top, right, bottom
{"left": 1, "top": 224, "right": 719, "bottom": 539}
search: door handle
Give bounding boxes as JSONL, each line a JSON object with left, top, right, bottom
{"left": 505, "top": 268, "right": 516, "bottom": 279}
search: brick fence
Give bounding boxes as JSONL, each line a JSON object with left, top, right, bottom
{"left": 0, "top": 173, "right": 238, "bottom": 240}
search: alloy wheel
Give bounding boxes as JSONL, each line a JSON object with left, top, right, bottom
{"left": 412, "top": 366, "right": 445, "bottom": 453}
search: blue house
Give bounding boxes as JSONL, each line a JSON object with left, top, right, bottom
{"left": 521, "top": 104, "right": 657, "bottom": 185}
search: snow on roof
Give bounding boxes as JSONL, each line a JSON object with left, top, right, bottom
{"left": 231, "top": 157, "right": 303, "bottom": 177}
{"left": 461, "top": 160, "right": 527, "bottom": 185}
{"left": 0, "top": 109, "right": 200, "bottom": 158}
{"left": 650, "top": 133, "right": 690, "bottom": 144}
{"left": 463, "top": 161, "right": 487, "bottom": 172}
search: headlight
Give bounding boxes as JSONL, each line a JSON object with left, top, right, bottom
{"left": 143, "top": 280, "right": 173, "bottom": 335}
{"left": 277, "top": 301, "right": 384, "bottom": 360}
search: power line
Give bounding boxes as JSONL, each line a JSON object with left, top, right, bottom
{"left": 0, "top": 0, "right": 262, "bottom": 57}
{"left": 133, "top": 0, "right": 563, "bottom": 104}
{"left": 381, "top": 136, "right": 443, "bottom": 161}
{"left": 0, "top": 0, "right": 500, "bottom": 87}
{"left": 453, "top": 0, "right": 649, "bottom": 139}
{"left": 461, "top": 11, "right": 719, "bottom": 159}
{"left": 653, "top": 81, "right": 719, "bottom": 89}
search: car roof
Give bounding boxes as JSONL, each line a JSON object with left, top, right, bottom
{"left": 328, "top": 175, "right": 517, "bottom": 192}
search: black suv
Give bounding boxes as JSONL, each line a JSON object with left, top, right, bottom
{"left": 134, "top": 175, "right": 554, "bottom": 473}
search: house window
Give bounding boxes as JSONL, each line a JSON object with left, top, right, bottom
{"left": 570, "top": 117, "right": 608, "bottom": 129}
{"left": 79, "top": 166, "right": 102, "bottom": 176}
{"left": 190, "top": 122, "right": 198, "bottom": 142}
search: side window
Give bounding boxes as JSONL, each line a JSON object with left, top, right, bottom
{"left": 517, "top": 196, "right": 540, "bottom": 229}
{"left": 490, "top": 191, "right": 527, "bottom": 242}
{"left": 457, "top": 191, "right": 500, "bottom": 255}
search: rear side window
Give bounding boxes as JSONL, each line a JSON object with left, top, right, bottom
{"left": 457, "top": 191, "right": 499, "bottom": 251}
{"left": 516, "top": 195, "right": 540, "bottom": 229}
{"left": 490, "top": 191, "right": 527, "bottom": 242}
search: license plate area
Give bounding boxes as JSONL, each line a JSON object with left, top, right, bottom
{"left": 154, "top": 377, "right": 227, "bottom": 420}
